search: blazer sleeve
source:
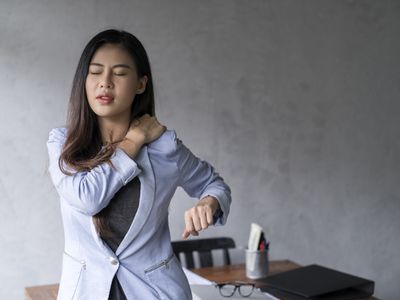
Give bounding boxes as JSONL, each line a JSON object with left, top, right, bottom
{"left": 46, "top": 127, "right": 141, "bottom": 216}
{"left": 171, "top": 131, "right": 231, "bottom": 225}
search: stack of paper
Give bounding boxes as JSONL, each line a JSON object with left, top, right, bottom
{"left": 183, "top": 268, "right": 278, "bottom": 300}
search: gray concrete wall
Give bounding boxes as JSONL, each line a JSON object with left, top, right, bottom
{"left": 1, "top": 0, "right": 399, "bottom": 299}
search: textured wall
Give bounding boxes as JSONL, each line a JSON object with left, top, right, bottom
{"left": 1, "top": 0, "right": 399, "bottom": 299}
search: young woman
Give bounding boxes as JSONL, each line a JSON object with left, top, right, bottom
{"left": 47, "top": 29, "right": 231, "bottom": 300}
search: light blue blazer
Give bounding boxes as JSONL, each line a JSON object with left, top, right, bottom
{"left": 47, "top": 127, "right": 231, "bottom": 300}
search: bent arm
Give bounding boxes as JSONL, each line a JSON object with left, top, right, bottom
{"left": 174, "top": 134, "right": 231, "bottom": 225}
{"left": 47, "top": 128, "right": 140, "bottom": 215}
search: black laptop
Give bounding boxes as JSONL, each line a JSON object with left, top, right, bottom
{"left": 260, "top": 264, "right": 374, "bottom": 300}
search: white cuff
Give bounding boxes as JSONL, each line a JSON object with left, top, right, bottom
{"left": 111, "top": 148, "right": 141, "bottom": 185}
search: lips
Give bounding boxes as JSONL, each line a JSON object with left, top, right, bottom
{"left": 96, "top": 94, "right": 114, "bottom": 104}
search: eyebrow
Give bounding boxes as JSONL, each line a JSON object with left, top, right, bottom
{"left": 89, "top": 63, "right": 132, "bottom": 69}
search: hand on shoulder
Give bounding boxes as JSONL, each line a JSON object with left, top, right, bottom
{"left": 117, "top": 114, "right": 166, "bottom": 158}
{"left": 126, "top": 114, "right": 166, "bottom": 145}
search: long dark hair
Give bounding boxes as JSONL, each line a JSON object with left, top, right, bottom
{"left": 59, "top": 29, "right": 155, "bottom": 237}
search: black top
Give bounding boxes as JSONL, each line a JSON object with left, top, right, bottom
{"left": 97, "top": 177, "right": 141, "bottom": 300}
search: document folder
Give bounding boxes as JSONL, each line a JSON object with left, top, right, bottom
{"left": 260, "top": 264, "right": 374, "bottom": 300}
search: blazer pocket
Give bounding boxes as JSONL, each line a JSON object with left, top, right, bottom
{"left": 144, "top": 254, "right": 192, "bottom": 300}
{"left": 144, "top": 253, "right": 175, "bottom": 275}
{"left": 58, "top": 252, "right": 86, "bottom": 300}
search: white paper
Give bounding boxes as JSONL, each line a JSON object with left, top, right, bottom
{"left": 184, "top": 267, "right": 279, "bottom": 300}
{"left": 183, "top": 267, "right": 214, "bottom": 285}
{"left": 248, "top": 223, "right": 263, "bottom": 251}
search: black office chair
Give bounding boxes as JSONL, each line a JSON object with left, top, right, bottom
{"left": 172, "top": 237, "right": 236, "bottom": 269}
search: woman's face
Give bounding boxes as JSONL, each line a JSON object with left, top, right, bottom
{"left": 85, "top": 43, "right": 147, "bottom": 119}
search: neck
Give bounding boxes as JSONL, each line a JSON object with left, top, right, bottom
{"left": 97, "top": 113, "right": 131, "bottom": 145}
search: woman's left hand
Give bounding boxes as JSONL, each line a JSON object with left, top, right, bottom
{"left": 182, "top": 196, "right": 220, "bottom": 239}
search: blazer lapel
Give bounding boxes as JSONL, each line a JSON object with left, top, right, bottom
{"left": 115, "top": 145, "right": 155, "bottom": 256}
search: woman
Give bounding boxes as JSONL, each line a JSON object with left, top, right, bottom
{"left": 47, "top": 29, "right": 231, "bottom": 300}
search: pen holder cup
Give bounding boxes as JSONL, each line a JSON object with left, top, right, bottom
{"left": 245, "top": 249, "right": 269, "bottom": 279}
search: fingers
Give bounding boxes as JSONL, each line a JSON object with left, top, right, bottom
{"left": 128, "top": 115, "right": 166, "bottom": 144}
{"left": 205, "top": 208, "right": 213, "bottom": 225}
{"left": 183, "top": 210, "right": 196, "bottom": 239}
{"left": 132, "top": 114, "right": 158, "bottom": 126}
{"left": 182, "top": 204, "right": 214, "bottom": 239}
{"left": 182, "top": 228, "right": 198, "bottom": 240}
{"left": 131, "top": 114, "right": 150, "bottom": 127}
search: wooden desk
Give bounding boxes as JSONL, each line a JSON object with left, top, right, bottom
{"left": 25, "top": 283, "right": 58, "bottom": 300}
{"left": 25, "top": 260, "right": 377, "bottom": 300}
{"left": 191, "top": 260, "right": 378, "bottom": 300}
{"left": 191, "top": 259, "right": 300, "bottom": 288}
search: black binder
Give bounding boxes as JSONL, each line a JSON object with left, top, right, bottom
{"left": 260, "top": 264, "right": 374, "bottom": 300}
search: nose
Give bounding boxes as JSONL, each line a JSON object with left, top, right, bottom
{"left": 100, "top": 81, "right": 113, "bottom": 89}
{"left": 99, "top": 72, "right": 113, "bottom": 89}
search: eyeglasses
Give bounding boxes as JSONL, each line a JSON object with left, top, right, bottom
{"left": 215, "top": 281, "right": 255, "bottom": 297}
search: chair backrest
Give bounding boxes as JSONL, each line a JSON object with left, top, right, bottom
{"left": 172, "top": 237, "right": 236, "bottom": 269}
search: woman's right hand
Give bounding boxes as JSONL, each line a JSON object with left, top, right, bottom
{"left": 117, "top": 114, "right": 166, "bottom": 158}
{"left": 126, "top": 114, "right": 166, "bottom": 145}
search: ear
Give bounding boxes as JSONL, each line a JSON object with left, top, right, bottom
{"left": 136, "top": 75, "right": 148, "bottom": 94}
